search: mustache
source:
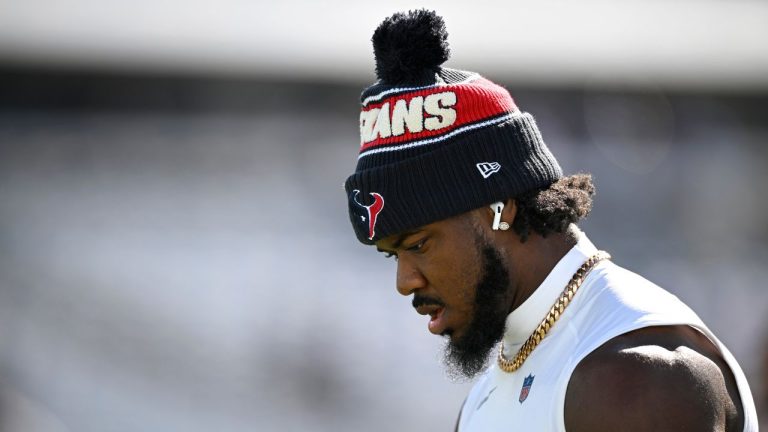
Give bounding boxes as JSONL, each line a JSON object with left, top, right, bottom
{"left": 412, "top": 295, "right": 446, "bottom": 309}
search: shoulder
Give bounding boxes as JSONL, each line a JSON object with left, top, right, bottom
{"left": 564, "top": 325, "right": 743, "bottom": 432}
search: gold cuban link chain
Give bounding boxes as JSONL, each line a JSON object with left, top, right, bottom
{"left": 497, "top": 251, "right": 611, "bottom": 373}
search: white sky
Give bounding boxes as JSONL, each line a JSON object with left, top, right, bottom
{"left": 0, "top": 0, "right": 767, "bottom": 89}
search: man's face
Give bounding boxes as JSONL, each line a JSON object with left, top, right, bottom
{"left": 376, "top": 212, "right": 514, "bottom": 378}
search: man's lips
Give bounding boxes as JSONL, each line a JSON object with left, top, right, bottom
{"left": 415, "top": 304, "right": 447, "bottom": 335}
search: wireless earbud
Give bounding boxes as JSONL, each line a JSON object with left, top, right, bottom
{"left": 490, "top": 201, "right": 510, "bottom": 231}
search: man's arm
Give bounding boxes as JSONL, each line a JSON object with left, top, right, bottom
{"left": 564, "top": 326, "right": 744, "bottom": 432}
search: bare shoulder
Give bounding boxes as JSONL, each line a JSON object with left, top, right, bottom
{"left": 564, "top": 325, "right": 744, "bottom": 432}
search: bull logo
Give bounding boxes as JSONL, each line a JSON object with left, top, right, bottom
{"left": 351, "top": 190, "right": 385, "bottom": 240}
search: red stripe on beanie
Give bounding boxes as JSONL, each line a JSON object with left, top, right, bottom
{"left": 359, "top": 78, "right": 518, "bottom": 152}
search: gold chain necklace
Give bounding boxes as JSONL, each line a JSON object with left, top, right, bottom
{"left": 498, "top": 251, "right": 611, "bottom": 373}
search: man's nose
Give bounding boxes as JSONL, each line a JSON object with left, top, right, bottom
{"left": 396, "top": 257, "right": 427, "bottom": 296}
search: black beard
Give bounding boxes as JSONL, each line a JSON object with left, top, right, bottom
{"left": 443, "top": 243, "right": 512, "bottom": 380}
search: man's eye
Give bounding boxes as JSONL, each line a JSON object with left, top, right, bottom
{"left": 406, "top": 239, "right": 426, "bottom": 252}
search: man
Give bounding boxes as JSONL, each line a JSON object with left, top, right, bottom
{"left": 343, "top": 9, "right": 758, "bottom": 431}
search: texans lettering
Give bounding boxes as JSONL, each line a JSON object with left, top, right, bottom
{"left": 359, "top": 91, "right": 457, "bottom": 145}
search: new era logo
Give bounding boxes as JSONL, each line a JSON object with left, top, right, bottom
{"left": 477, "top": 162, "right": 501, "bottom": 179}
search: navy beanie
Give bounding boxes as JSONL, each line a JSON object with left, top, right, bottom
{"left": 344, "top": 10, "right": 562, "bottom": 245}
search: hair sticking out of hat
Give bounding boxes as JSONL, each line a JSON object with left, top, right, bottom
{"left": 372, "top": 9, "right": 451, "bottom": 85}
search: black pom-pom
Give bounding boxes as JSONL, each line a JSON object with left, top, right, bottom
{"left": 372, "top": 9, "right": 450, "bottom": 85}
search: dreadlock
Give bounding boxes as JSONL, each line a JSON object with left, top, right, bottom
{"left": 512, "top": 173, "right": 595, "bottom": 242}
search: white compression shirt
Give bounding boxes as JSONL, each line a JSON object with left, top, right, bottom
{"left": 458, "top": 233, "right": 758, "bottom": 432}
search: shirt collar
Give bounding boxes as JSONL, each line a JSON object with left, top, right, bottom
{"left": 501, "top": 230, "right": 598, "bottom": 354}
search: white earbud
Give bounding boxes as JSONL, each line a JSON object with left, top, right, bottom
{"left": 490, "top": 201, "right": 504, "bottom": 230}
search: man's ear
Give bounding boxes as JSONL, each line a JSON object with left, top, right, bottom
{"left": 503, "top": 199, "right": 517, "bottom": 225}
{"left": 487, "top": 199, "right": 517, "bottom": 231}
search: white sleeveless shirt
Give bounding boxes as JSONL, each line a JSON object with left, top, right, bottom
{"left": 458, "top": 233, "right": 758, "bottom": 432}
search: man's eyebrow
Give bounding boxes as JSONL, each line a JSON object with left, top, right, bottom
{"left": 377, "top": 230, "right": 421, "bottom": 253}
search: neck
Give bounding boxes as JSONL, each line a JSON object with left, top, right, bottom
{"left": 505, "top": 225, "right": 579, "bottom": 314}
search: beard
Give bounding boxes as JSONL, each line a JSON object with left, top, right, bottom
{"left": 442, "top": 241, "right": 512, "bottom": 380}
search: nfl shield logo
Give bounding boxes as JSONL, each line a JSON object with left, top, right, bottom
{"left": 519, "top": 374, "right": 535, "bottom": 403}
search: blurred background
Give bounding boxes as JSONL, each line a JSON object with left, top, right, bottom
{"left": 0, "top": 1, "right": 767, "bottom": 431}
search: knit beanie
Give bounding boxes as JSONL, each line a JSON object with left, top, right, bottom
{"left": 344, "top": 9, "right": 562, "bottom": 245}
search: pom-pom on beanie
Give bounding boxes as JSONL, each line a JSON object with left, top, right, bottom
{"left": 344, "top": 9, "right": 562, "bottom": 245}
